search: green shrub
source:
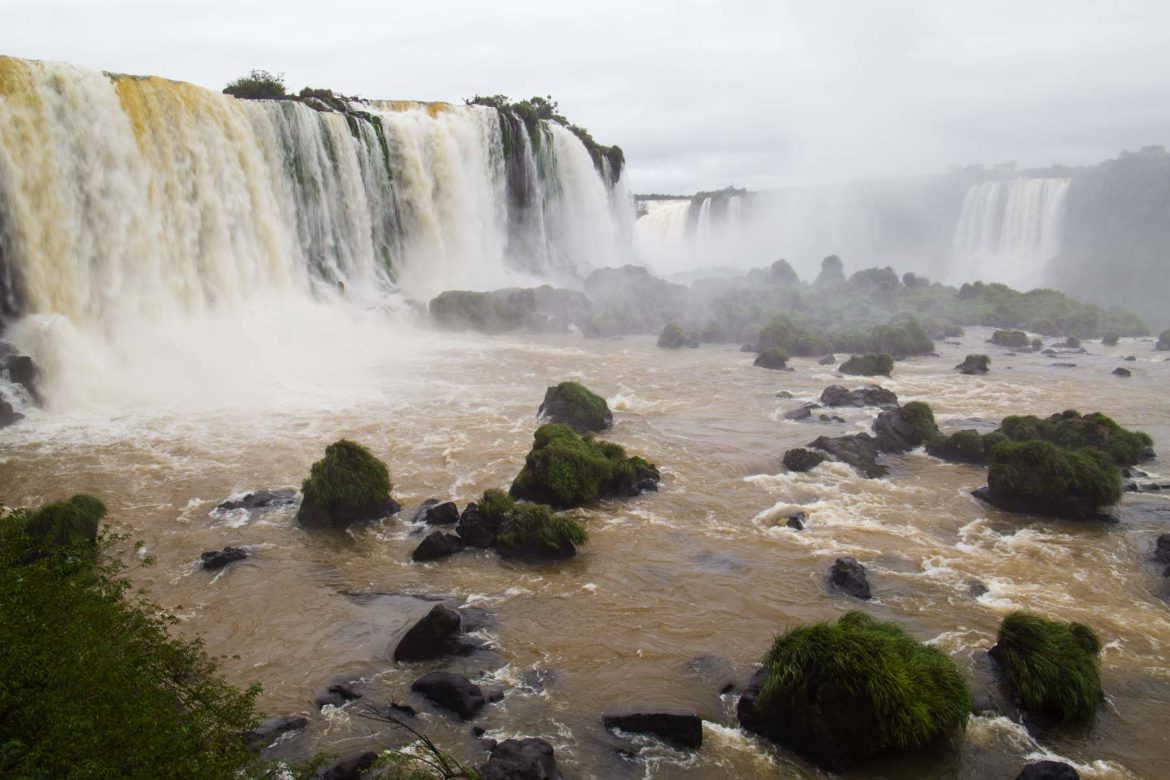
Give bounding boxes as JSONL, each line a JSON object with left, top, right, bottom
{"left": 989, "top": 329, "right": 1029, "bottom": 348}
{"left": 495, "top": 503, "right": 587, "bottom": 558}
{"left": 839, "top": 353, "right": 894, "bottom": 376}
{"left": 22, "top": 494, "right": 107, "bottom": 549}
{"left": 478, "top": 488, "right": 516, "bottom": 521}
{"left": 753, "top": 348, "right": 790, "bottom": 369}
{"left": 754, "top": 611, "right": 969, "bottom": 757}
{"left": 1063, "top": 335, "right": 1082, "bottom": 348}
{"left": 867, "top": 319, "right": 934, "bottom": 357}
{"left": 222, "top": 69, "right": 286, "bottom": 100}
{"left": 301, "top": 439, "right": 392, "bottom": 510}
{"left": 991, "top": 611, "right": 1102, "bottom": 722}
{"left": 538, "top": 381, "right": 612, "bottom": 433}
{"left": 997, "top": 410, "right": 1153, "bottom": 466}
{"left": 902, "top": 401, "right": 941, "bottom": 442}
{"left": 926, "top": 429, "right": 1005, "bottom": 464}
{"left": 510, "top": 424, "right": 659, "bottom": 508}
{"left": 657, "top": 322, "right": 688, "bottom": 348}
{"left": 987, "top": 440, "right": 1121, "bottom": 516}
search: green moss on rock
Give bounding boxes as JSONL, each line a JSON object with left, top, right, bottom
{"left": 753, "top": 348, "right": 790, "bottom": 370}
{"left": 990, "top": 611, "right": 1102, "bottom": 722}
{"left": 538, "top": 381, "right": 612, "bottom": 433}
{"left": 998, "top": 410, "right": 1153, "bottom": 466}
{"left": 990, "top": 329, "right": 1030, "bottom": 348}
{"left": 926, "top": 429, "right": 996, "bottom": 464}
{"left": 296, "top": 439, "right": 399, "bottom": 529}
{"left": 839, "top": 353, "right": 894, "bottom": 377}
{"left": 495, "top": 503, "right": 587, "bottom": 559}
{"left": 956, "top": 354, "right": 991, "bottom": 374}
{"left": 657, "top": 322, "right": 696, "bottom": 348}
{"left": 510, "top": 424, "right": 659, "bottom": 508}
{"left": 980, "top": 440, "right": 1121, "bottom": 519}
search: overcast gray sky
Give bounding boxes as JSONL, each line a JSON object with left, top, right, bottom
{"left": 3, "top": 0, "right": 1168, "bottom": 193}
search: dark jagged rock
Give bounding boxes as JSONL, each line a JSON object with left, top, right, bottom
{"left": 1123, "top": 355, "right": 1137, "bottom": 361}
{"left": 968, "top": 579, "right": 989, "bottom": 598}
{"left": 774, "top": 390, "right": 794, "bottom": 399}
{"left": 218, "top": 489, "right": 295, "bottom": 511}
{"left": 392, "top": 604, "right": 477, "bottom": 661}
{"left": 422, "top": 501, "right": 460, "bottom": 525}
{"left": 314, "top": 683, "right": 363, "bottom": 710}
{"left": 1113, "top": 367, "right": 1131, "bottom": 377}
{"left": 200, "top": 547, "right": 248, "bottom": 570}
{"left": 783, "top": 404, "right": 816, "bottom": 421}
{"left": 1014, "top": 761, "right": 1080, "bottom": 780}
{"left": 538, "top": 381, "right": 613, "bottom": 433}
{"left": 456, "top": 502, "right": 501, "bottom": 548}
{"left": 782, "top": 448, "right": 825, "bottom": 473}
{"left": 245, "top": 715, "right": 308, "bottom": 752}
{"left": 786, "top": 512, "right": 806, "bottom": 530}
{"left": 412, "top": 531, "right": 464, "bottom": 562}
{"left": 871, "top": 401, "right": 940, "bottom": 453}
{"left": 1154, "top": 533, "right": 1170, "bottom": 564}
{"left": 411, "top": 671, "right": 486, "bottom": 720}
{"left": 602, "top": 711, "right": 702, "bottom": 749}
{"left": 1052, "top": 362, "right": 1078, "bottom": 368}
{"left": 810, "top": 433, "right": 887, "bottom": 478}
{"left": 480, "top": 737, "right": 561, "bottom": 780}
{"left": 0, "top": 352, "right": 41, "bottom": 403}
{"left": 314, "top": 751, "right": 378, "bottom": 780}
{"left": 819, "top": 384, "right": 898, "bottom": 408}
{"left": 956, "top": 354, "right": 991, "bottom": 374}
{"left": 0, "top": 395, "right": 23, "bottom": 428}
{"left": 829, "top": 557, "right": 872, "bottom": 599}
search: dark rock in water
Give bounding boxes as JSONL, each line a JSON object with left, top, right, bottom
{"left": 783, "top": 404, "right": 817, "bottom": 421}
{"left": 245, "top": 715, "right": 308, "bottom": 752}
{"left": 314, "top": 683, "right": 363, "bottom": 710}
{"left": 480, "top": 737, "right": 561, "bottom": 780}
{"left": 423, "top": 501, "right": 460, "bottom": 525}
{"left": 0, "top": 353, "right": 41, "bottom": 404}
{"left": 1042, "top": 349, "right": 1059, "bottom": 357}
{"left": 297, "top": 495, "right": 401, "bottom": 531}
{"left": 774, "top": 390, "right": 794, "bottom": 399}
{"left": 1123, "top": 355, "right": 1137, "bottom": 361}
{"left": 1113, "top": 367, "right": 1132, "bottom": 377}
{"left": 782, "top": 448, "right": 825, "bottom": 473}
{"left": 972, "top": 485, "right": 1116, "bottom": 522}
{"left": 456, "top": 502, "right": 501, "bottom": 548}
{"left": 786, "top": 512, "right": 806, "bottom": 530}
{"left": 818, "top": 354, "right": 836, "bottom": 365}
{"left": 200, "top": 547, "right": 248, "bottom": 570}
{"left": 412, "top": 531, "right": 464, "bottom": 562}
{"left": 829, "top": 557, "right": 872, "bottom": 599}
{"left": 409, "top": 499, "right": 440, "bottom": 523}
{"left": 838, "top": 353, "right": 893, "bottom": 377}
{"left": 314, "top": 751, "right": 378, "bottom": 780}
{"left": 872, "top": 402, "right": 940, "bottom": 453}
{"left": 538, "top": 381, "right": 613, "bottom": 433}
{"left": 0, "top": 395, "right": 24, "bottom": 428}
{"left": 1014, "top": 761, "right": 1080, "bottom": 780}
{"left": 472, "top": 726, "right": 487, "bottom": 738}
{"left": 1154, "top": 534, "right": 1170, "bottom": 564}
{"left": 819, "top": 384, "right": 898, "bottom": 408}
{"left": 520, "top": 668, "right": 559, "bottom": 692}
{"left": 390, "top": 702, "right": 416, "bottom": 718}
{"left": 754, "top": 348, "right": 792, "bottom": 370}
{"left": 1051, "top": 362, "right": 1077, "bottom": 368}
{"left": 218, "top": 489, "right": 295, "bottom": 511}
{"left": 810, "top": 433, "right": 887, "bottom": 478}
{"left": 393, "top": 604, "right": 477, "bottom": 661}
{"left": 968, "top": 579, "right": 989, "bottom": 598}
{"left": 411, "top": 671, "right": 486, "bottom": 720}
{"left": 955, "top": 354, "right": 991, "bottom": 375}
{"left": 602, "top": 711, "right": 703, "bottom": 749}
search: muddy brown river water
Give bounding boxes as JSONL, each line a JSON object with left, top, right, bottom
{"left": 2, "top": 323, "right": 1168, "bottom": 779}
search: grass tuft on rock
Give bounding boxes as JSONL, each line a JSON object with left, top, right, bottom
{"left": 753, "top": 348, "right": 790, "bottom": 370}
{"left": 991, "top": 611, "right": 1102, "bottom": 722}
{"left": 538, "top": 381, "right": 612, "bottom": 433}
{"left": 510, "top": 424, "right": 659, "bottom": 508}
{"left": 998, "top": 410, "right": 1153, "bottom": 466}
{"left": 839, "top": 353, "right": 894, "bottom": 376}
{"left": 990, "top": 329, "right": 1030, "bottom": 348}
{"left": 495, "top": 503, "right": 588, "bottom": 558}
{"left": 302, "top": 439, "right": 392, "bottom": 510}
{"left": 986, "top": 440, "right": 1121, "bottom": 517}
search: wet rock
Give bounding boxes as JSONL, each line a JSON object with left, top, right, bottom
{"left": 955, "top": 354, "right": 991, "bottom": 375}
{"left": 1112, "top": 367, "right": 1132, "bottom": 377}
{"left": 786, "top": 512, "right": 806, "bottom": 530}
{"left": 818, "top": 354, "right": 836, "bottom": 365}
{"left": 658, "top": 322, "right": 699, "bottom": 349}
{"left": 298, "top": 496, "right": 401, "bottom": 531}
{"left": 783, "top": 404, "right": 816, "bottom": 421}
{"left": 480, "top": 737, "right": 561, "bottom": 780}
{"left": 414, "top": 500, "right": 461, "bottom": 525}
{"left": 819, "top": 384, "right": 898, "bottom": 408}
{"left": 810, "top": 433, "right": 887, "bottom": 478}
{"left": 200, "top": 546, "right": 248, "bottom": 570}
{"left": 314, "top": 683, "right": 363, "bottom": 710}
{"left": 456, "top": 502, "right": 501, "bottom": 548}
{"left": 1123, "top": 355, "right": 1137, "bottom": 361}
{"left": 972, "top": 486, "right": 1117, "bottom": 523}
{"left": 390, "top": 702, "right": 416, "bottom": 718}
{"left": 1051, "top": 362, "right": 1078, "bottom": 368}
{"left": 829, "top": 557, "right": 872, "bottom": 599}
{"left": 602, "top": 711, "right": 703, "bottom": 749}
{"left": 218, "top": 489, "right": 295, "bottom": 511}
{"left": 245, "top": 715, "right": 308, "bottom": 752}
{"left": 472, "top": 726, "right": 487, "bottom": 738}
{"left": 538, "top": 381, "right": 613, "bottom": 433}
{"left": 411, "top": 672, "right": 485, "bottom": 720}
{"left": 871, "top": 403, "right": 939, "bottom": 453}
{"left": 314, "top": 751, "right": 378, "bottom": 780}
{"left": 412, "top": 531, "right": 464, "bottom": 562}
{"left": 0, "top": 395, "right": 23, "bottom": 428}
{"left": 392, "top": 604, "right": 478, "bottom": 661}
{"left": 520, "top": 668, "right": 559, "bottom": 692}
{"left": 968, "top": 579, "right": 989, "bottom": 598}
{"left": 0, "top": 353, "right": 41, "bottom": 404}
{"left": 1154, "top": 534, "right": 1170, "bottom": 564}
{"left": 1014, "top": 761, "right": 1080, "bottom": 780}
{"left": 782, "top": 447, "right": 825, "bottom": 473}
{"left": 774, "top": 390, "right": 794, "bottom": 399}
{"left": 754, "top": 349, "right": 792, "bottom": 370}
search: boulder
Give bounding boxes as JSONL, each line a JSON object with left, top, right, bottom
{"left": 1015, "top": 762, "right": 1080, "bottom": 780}
{"left": 200, "top": 547, "right": 248, "bottom": 570}
{"left": 392, "top": 604, "right": 476, "bottom": 661}
{"left": 1112, "top": 367, "right": 1131, "bottom": 377}
{"left": 429, "top": 286, "right": 591, "bottom": 333}
{"left": 782, "top": 448, "right": 825, "bottom": 473}
{"left": 495, "top": 504, "right": 585, "bottom": 560}
{"left": 955, "top": 354, "right": 991, "bottom": 375}
{"left": 245, "top": 715, "right": 308, "bottom": 752}
{"left": 786, "top": 512, "right": 806, "bottom": 530}
{"left": 754, "top": 348, "right": 791, "bottom": 370}
{"left": 412, "top": 531, "right": 464, "bottom": 562}
{"left": 783, "top": 404, "right": 816, "bottom": 421}
{"left": 817, "top": 353, "right": 836, "bottom": 366}
{"left": 819, "top": 384, "right": 898, "bottom": 408}
{"left": 480, "top": 737, "right": 561, "bottom": 780}
{"left": 810, "top": 433, "right": 887, "bottom": 478}
{"left": 0, "top": 353, "right": 41, "bottom": 403}
{"left": 658, "top": 322, "right": 698, "bottom": 349}
{"left": 218, "top": 489, "right": 295, "bottom": 511}
{"left": 602, "top": 711, "right": 702, "bottom": 749}
{"left": 975, "top": 440, "right": 1121, "bottom": 520}
{"left": 537, "top": 381, "right": 613, "bottom": 433}
{"left": 314, "top": 752, "right": 378, "bottom": 780}
{"left": 411, "top": 671, "right": 485, "bottom": 720}
{"left": 419, "top": 501, "right": 460, "bottom": 525}
{"left": 829, "top": 557, "right": 872, "bottom": 599}
{"left": 838, "top": 353, "right": 893, "bottom": 377}
{"left": 456, "top": 502, "right": 502, "bottom": 548}
{"left": 1154, "top": 533, "right": 1170, "bottom": 564}
{"left": 296, "top": 440, "right": 401, "bottom": 530}
{"left": 510, "top": 424, "right": 659, "bottom": 508}
{"left": 314, "top": 683, "right": 363, "bottom": 710}
{"left": 871, "top": 401, "right": 939, "bottom": 453}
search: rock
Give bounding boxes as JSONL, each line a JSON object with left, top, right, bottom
{"left": 537, "top": 381, "right": 613, "bottom": 433}
{"left": 509, "top": 424, "right": 659, "bottom": 508}
{"left": 314, "top": 752, "right": 378, "bottom": 780}
{"left": 774, "top": 390, "right": 794, "bottom": 399}
{"left": 456, "top": 502, "right": 501, "bottom": 548}
{"left": 782, "top": 448, "right": 825, "bottom": 473}
{"left": 810, "top": 433, "right": 888, "bottom": 478}
{"left": 1154, "top": 533, "right": 1170, "bottom": 564}
{"left": 480, "top": 737, "right": 561, "bottom": 780}
{"left": 871, "top": 401, "right": 940, "bottom": 453}
{"left": 829, "top": 557, "right": 872, "bottom": 599}
{"left": 754, "top": 348, "right": 791, "bottom": 370}
{"left": 217, "top": 489, "right": 295, "bottom": 511}
{"left": 955, "top": 354, "right": 991, "bottom": 374}
{"left": 838, "top": 353, "right": 893, "bottom": 377}
{"left": 412, "top": 531, "right": 464, "bottom": 562}
{"left": 1014, "top": 760, "right": 1081, "bottom": 780}
{"left": 200, "top": 547, "right": 248, "bottom": 570}
{"left": 1113, "top": 367, "right": 1131, "bottom": 377}
{"left": 968, "top": 579, "right": 989, "bottom": 598}
{"left": 1051, "top": 362, "right": 1077, "bottom": 368}
{"left": 392, "top": 604, "right": 477, "bottom": 661}
{"left": 430, "top": 286, "right": 591, "bottom": 333}
{"left": 314, "top": 683, "right": 363, "bottom": 710}
{"left": 817, "top": 354, "right": 836, "bottom": 365}
{"left": 390, "top": 702, "right": 416, "bottom": 718}
{"left": 786, "top": 512, "right": 806, "bottom": 530}
{"left": 423, "top": 501, "right": 460, "bottom": 525}
{"left": 245, "top": 715, "right": 308, "bottom": 752}
{"left": 411, "top": 671, "right": 486, "bottom": 720}
{"left": 819, "top": 384, "right": 898, "bottom": 408}
{"left": 0, "top": 395, "right": 23, "bottom": 429}
{"left": 976, "top": 439, "right": 1121, "bottom": 520}
{"left": 1123, "top": 355, "right": 1137, "bottom": 361}
{"left": 602, "top": 711, "right": 703, "bottom": 749}
{"left": 658, "top": 322, "right": 698, "bottom": 349}
{"left": 296, "top": 440, "right": 401, "bottom": 530}
{"left": 783, "top": 404, "right": 816, "bottom": 421}
{"left": 0, "top": 353, "right": 41, "bottom": 403}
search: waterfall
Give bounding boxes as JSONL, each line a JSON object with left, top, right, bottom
{"left": 948, "top": 178, "right": 1070, "bottom": 290}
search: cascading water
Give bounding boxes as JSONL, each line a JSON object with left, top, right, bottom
{"left": 948, "top": 178, "right": 1070, "bottom": 290}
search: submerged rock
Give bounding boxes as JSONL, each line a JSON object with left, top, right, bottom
{"left": 0, "top": 352, "right": 41, "bottom": 404}
{"left": 392, "top": 604, "right": 478, "bottom": 662}
{"left": 819, "top": 384, "right": 898, "bottom": 408}
{"left": 480, "top": 737, "right": 561, "bottom": 780}
{"left": 1153, "top": 533, "right": 1170, "bottom": 564}
{"left": 0, "top": 395, "right": 24, "bottom": 428}
{"left": 1015, "top": 761, "right": 1080, "bottom": 780}
{"left": 783, "top": 404, "right": 816, "bottom": 421}
{"left": 809, "top": 433, "right": 887, "bottom": 478}
{"left": 1113, "top": 367, "right": 1132, "bottom": 377}
{"left": 314, "top": 683, "right": 363, "bottom": 710}
{"left": 829, "top": 557, "right": 872, "bottom": 599}
{"left": 314, "top": 752, "right": 378, "bottom": 780}
{"left": 245, "top": 715, "right": 307, "bottom": 752}
{"left": 602, "top": 711, "right": 702, "bottom": 749}
{"left": 411, "top": 531, "right": 464, "bottom": 562}
{"left": 786, "top": 512, "right": 806, "bottom": 530}
{"left": 411, "top": 671, "right": 485, "bottom": 720}
{"left": 218, "top": 489, "right": 295, "bottom": 511}
{"left": 200, "top": 547, "right": 248, "bottom": 570}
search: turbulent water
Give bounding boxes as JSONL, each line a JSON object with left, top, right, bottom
{"left": 2, "top": 326, "right": 1168, "bottom": 779}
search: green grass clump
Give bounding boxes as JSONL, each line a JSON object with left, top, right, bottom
{"left": 990, "top": 329, "right": 1029, "bottom": 348}
{"left": 753, "top": 348, "right": 790, "bottom": 369}
{"left": 758, "top": 611, "right": 970, "bottom": 752}
{"left": 992, "top": 611, "right": 1102, "bottom": 722}
{"left": 539, "top": 381, "right": 611, "bottom": 433}
{"left": 865, "top": 319, "right": 934, "bottom": 358}
{"left": 495, "top": 503, "right": 588, "bottom": 557}
{"left": 998, "top": 410, "right": 1153, "bottom": 466}
{"left": 839, "top": 353, "right": 894, "bottom": 376}
{"left": 988, "top": 440, "right": 1121, "bottom": 513}
{"left": 900, "top": 401, "right": 940, "bottom": 443}
{"left": 222, "top": 69, "right": 286, "bottom": 100}
{"left": 301, "top": 439, "right": 392, "bottom": 510}
{"left": 926, "top": 429, "right": 1004, "bottom": 464}
{"left": 478, "top": 488, "right": 516, "bottom": 522}
{"left": 510, "top": 424, "right": 659, "bottom": 508}
{"left": 22, "top": 494, "right": 107, "bottom": 549}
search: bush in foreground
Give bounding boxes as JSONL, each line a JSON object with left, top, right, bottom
{"left": 296, "top": 439, "right": 399, "bottom": 529}
{"left": 21, "top": 494, "right": 107, "bottom": 550}
{"left": 990, "top": 611, "right": 1102, "bottom": 722}
{"left": 510, "top": 424, "right": 659, "bottom": 508}
{"left": 737, "top": 611, "right": 970, "bottom": 770}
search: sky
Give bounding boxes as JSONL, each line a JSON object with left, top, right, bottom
{"left": 3, "top": 0, "right": 1169, "bottom": 194}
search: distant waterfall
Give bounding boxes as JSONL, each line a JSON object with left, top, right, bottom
{"left": 949, "top": 178, "right": 1070, "bottom": 289}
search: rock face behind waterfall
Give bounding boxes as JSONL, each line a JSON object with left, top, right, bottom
{"left": 429, "top": 287, "right": 592, "bottom": 333}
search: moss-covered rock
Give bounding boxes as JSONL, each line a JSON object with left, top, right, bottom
{"left": 975, "top": 440, "right": 1121, "bottom": 519}
{"left": 990, "top": 329, "right": 1030, "bottom": 348}
{"left": 495, "top": 503, "right": 587, "bottom": 559}
{"left": 998, "top": 410, "right": 1153, "bottom": 466}
{"left": 926, "top": 429, "right": 1005, "bottom": 465}
{"left": 657, "top": 322, "right": 697, "bottom": 348}
{"left": 296, "top": 439, "right": 400, "bottom": 529}
{"left": 1101, "top": 333, "right": 1120, "bottom": 346}
{"left": 872, "top": 401, "right": 940, "bottom": 452}
{"left": 737, "top": 611, "right": 970, "bottom": 771}
{"left": 839, "top": 353, "right": 894, "bottom": 377}
{"left": 753, "top": 348, "right": 790, "bottom": 370}
{"left": 538, "top": 381, "right": 612, "bottom": 433}
{"left": 990, "top": 612, "right": 1102, "bottom": 722}
{"left": 21, "top": 494, "right": 107, "bottom": 549}
{"left": 956, "top": 354, "right": 991, "bottom": 374}
{"left": 510, "top": 424, "right": 659, "bottom": 508}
